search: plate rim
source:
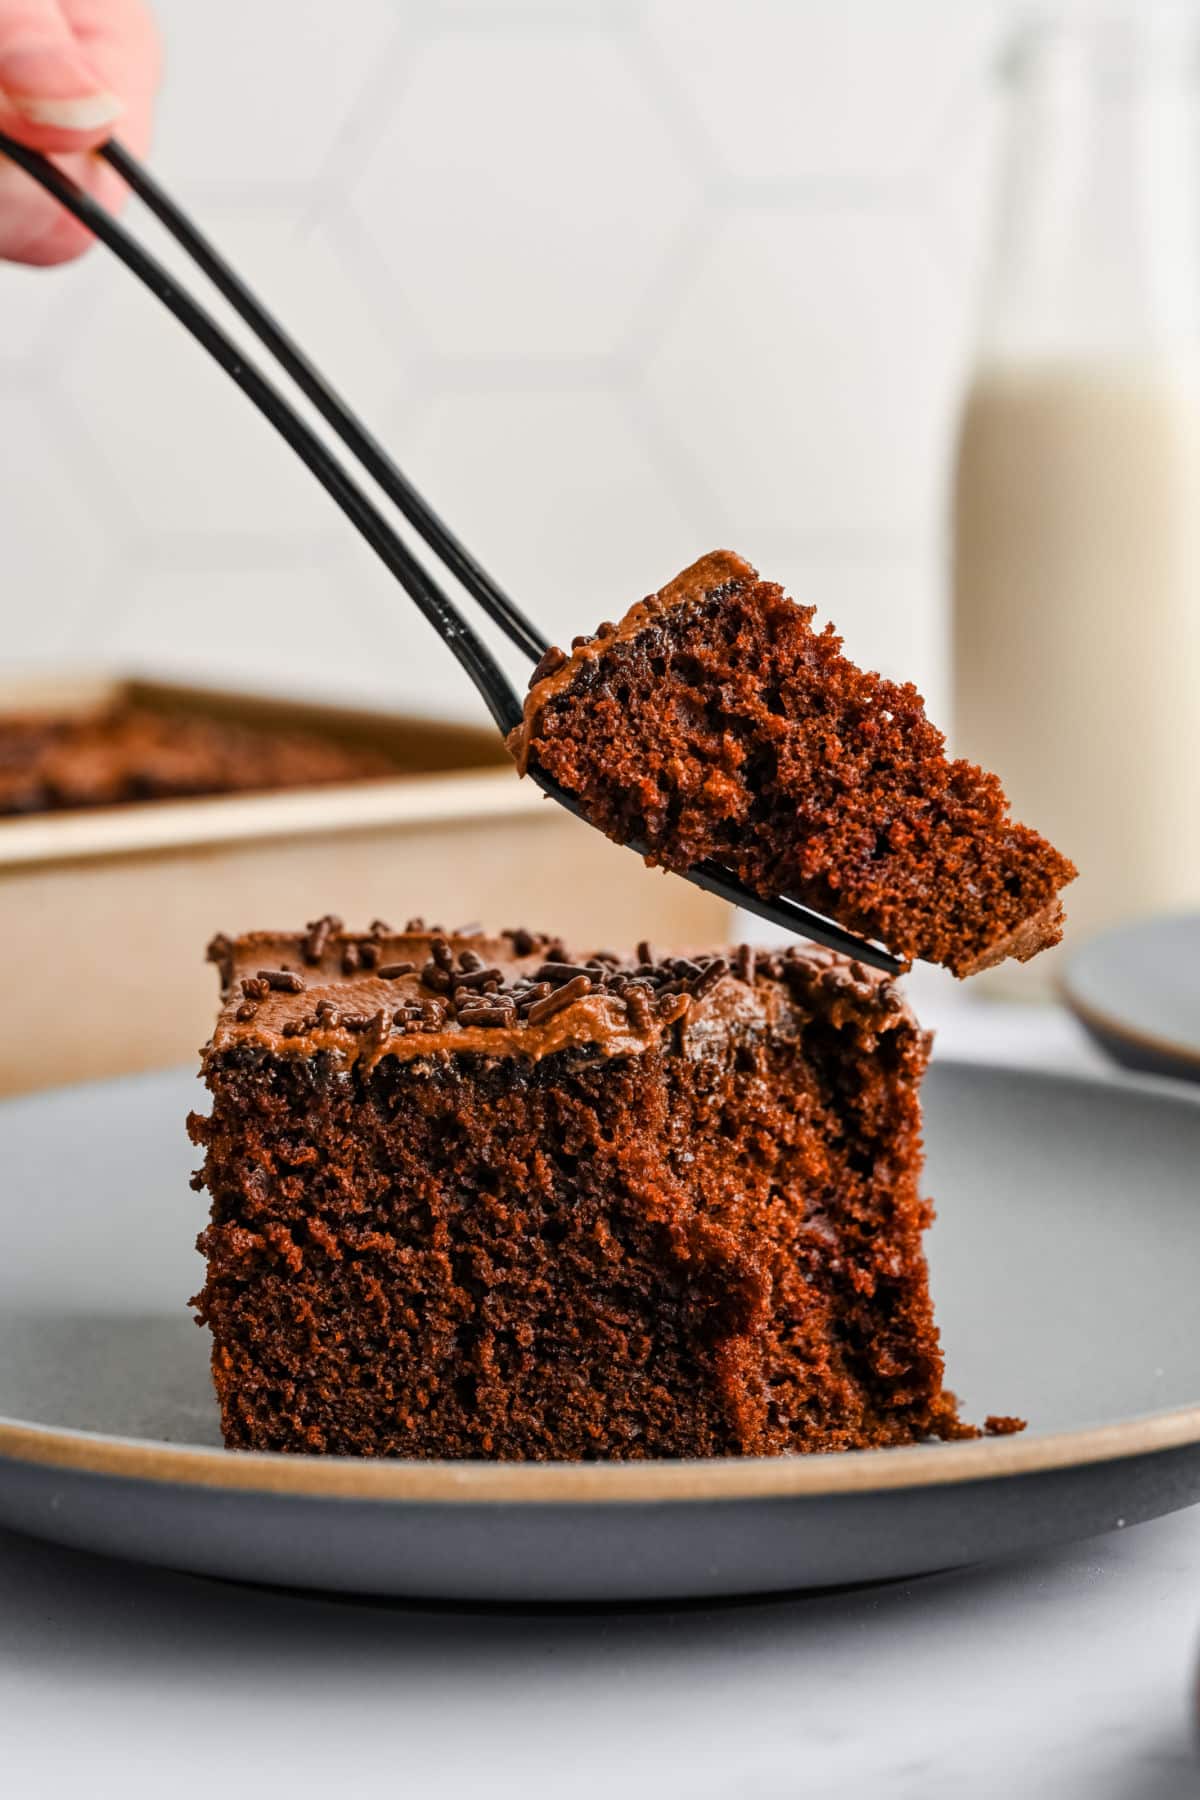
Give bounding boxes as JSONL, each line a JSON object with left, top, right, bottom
{"left": 3, "top": 1054, "right": 1199, "bottom": 1508}
{"left": 3, "top": 1404, "right": 1199, "bottom": 1505}
{"left": 1061, "top": 912, "right": 1200, "bottom": 1074}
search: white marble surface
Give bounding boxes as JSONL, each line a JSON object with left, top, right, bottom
{"left": 2, "top": 1005, "right": 1198, "bottom": 1799}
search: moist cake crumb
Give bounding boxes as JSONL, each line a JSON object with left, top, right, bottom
{"left": 508, "top": 551, "right": 1076, "bottom": 977}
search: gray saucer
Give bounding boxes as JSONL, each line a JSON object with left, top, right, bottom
{"left": 1063, "top": 911, "right": 1200, "bottom": 1083}
{"left": 0, "top": 1060, "right": 1197, "bottom": 1602}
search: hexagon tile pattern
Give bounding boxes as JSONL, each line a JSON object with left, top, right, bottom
{"left": 107, "top": 560, "right": 387, "bottom": 698}
{"left": 149, "top": 0, "right": 404, "bottom": 189}
{"left": 348, "top": 29, "right": 700, "bottom": 358}
{"left": 0, "top": 0, "right": 1016, "bottom": 717}
{"left": 389, "top": 384, "right": 702, "bottom": 645}
{"left": 53, "top": 203, "right": 412, "bottom": 542}
{"left": 3, "top": 389, "right": 115, "bottom": 660}
{"left": 645, "top": 0, "right": 1004, "bottom": 189}
{"left": 644, "top": 210, "right": 968, "bottom": 541}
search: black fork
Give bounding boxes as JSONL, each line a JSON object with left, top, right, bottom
{"left": 0, "top": 132, "right": 901, "bottom": 976}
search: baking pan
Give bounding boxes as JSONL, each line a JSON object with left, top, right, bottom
{"left": 0, "top": 674, "right": 728, "bottom": 1094}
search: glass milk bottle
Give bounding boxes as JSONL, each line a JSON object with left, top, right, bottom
{"left": 952, "top": 8, "right": 1200, "bottom": 990}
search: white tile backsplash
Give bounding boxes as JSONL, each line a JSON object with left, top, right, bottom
{"left": 642, "top": 207, "right": 969, "bottom": 540}
{"left": 106, "top": 558, "right": 387, "bottom": 694}
{"left": 4, "top": 387, "right": 113, "bottom": 658}
{"left": 150, "top": 0, "right": 404, "bottom": 190}
{"left": 395, "top": 383, "right": 702, "bottom": 636}
{"left": 52, "top": 203, "right": 412, "bottom": 541}
{"left": 645, "top": 0, "right": 1002, "bottom": 190}
{"left": 0, "top": 0, "right": 1009, "bottom": 722}
{"left": 349, "top": 28, "right": 699, "bottom": 360}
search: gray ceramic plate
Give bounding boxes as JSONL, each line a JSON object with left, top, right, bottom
{"left": 1063, "top": 912, "right": 1200, "bottom": 1084}
{"left": 0, "top": 1060, "right": 1198, "bottom": 1603}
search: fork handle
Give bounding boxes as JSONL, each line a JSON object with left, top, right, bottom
{"left": 100, "top": 139, "right": 549, "bottom": 666}
{"left": 0, "top": 130, "right": 525, "bottom": 736}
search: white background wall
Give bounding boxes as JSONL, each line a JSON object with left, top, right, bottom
{"left": 0, "top": 0, "right": 1012, "bottom": 728}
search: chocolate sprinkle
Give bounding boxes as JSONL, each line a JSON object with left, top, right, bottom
{"left": 301, "top": 914, "right": 341, "bottom": 966}
{"left": 258, "top": 968, "right": 306, "bottom": 994}
{"left": 458, "top": 1003, "right": 518, "bottom": 1028}
{"left": 535, "top": 961, "right": 594, "bottom": 983}
{"left": 526, "top": 973, "right": 592, "bottom": 1025}
{"left": 338, "top": 1011, "right": 375, "bottom": 1033}
{"left": 378, "top": 961, "right": 416, "bottom": 980}
{"left": 528, "top": 646, "right": 567, "bottom": 687}
{"left": 670, "top": 957, "right": 703, "bottom": 981}
{"left": 691, "top": 956, "right": 729, "bottom": 999}
{"left": 625, "top": 989, "right": 652, "bottom": 1030}
{"left": 453, "top": 966, "right": 503, "bottom": 991}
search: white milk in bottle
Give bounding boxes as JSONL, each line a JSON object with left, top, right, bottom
{"left": 951, "top": 11, "right": 1200, "bottom": 990}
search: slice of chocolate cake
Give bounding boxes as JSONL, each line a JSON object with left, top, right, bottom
{"left": 190, "top": 918, "right": 979, "bottom": 1459}
{"left": 509, "top": 551, "right": 1076, "bottom": 977}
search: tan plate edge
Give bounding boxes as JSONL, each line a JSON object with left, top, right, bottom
{"left": 1060, "top": 976, "right": 1200, "bottom": 1077}
{"left": 3, "top": 1407, "right": 1200, "bottom": 1505}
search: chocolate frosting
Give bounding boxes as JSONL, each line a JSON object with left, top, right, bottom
{"left": 206, "top": 917, "right": 912, "bottom": 1072}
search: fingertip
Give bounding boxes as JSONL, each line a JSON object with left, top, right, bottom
{"left": 0, "top": 122, "right": 117, "bottom": 158}
{"left": 9, "top": 209, "right": 95, "bottom": 265}
{"left": 0, "top": 24, "right": 124, "bottom": 149}
{"left": 0, "top": 94, "right": 123, "bottom": 155}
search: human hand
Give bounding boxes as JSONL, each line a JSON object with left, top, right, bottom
{"left": 0, "top": 0, "right": 159, "bottom": 264}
